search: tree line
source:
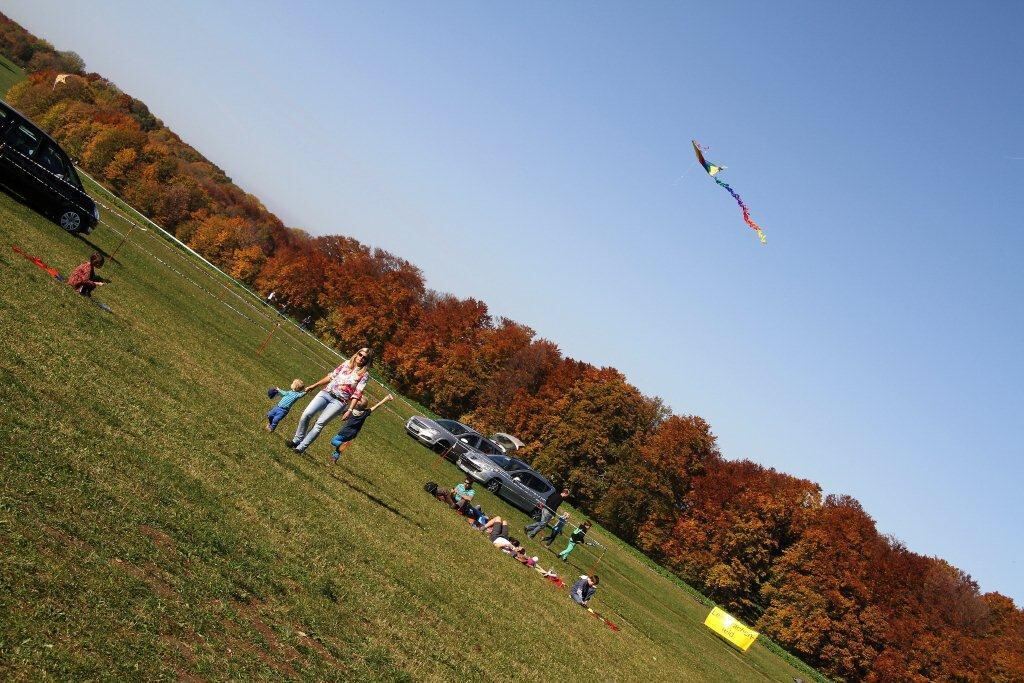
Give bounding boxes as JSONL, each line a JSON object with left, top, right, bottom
{"left": 2, "top": 13, "right": 1021, "bottom": 681}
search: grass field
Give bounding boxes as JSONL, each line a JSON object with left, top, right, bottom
{"left": 0, "top": 54, "right": 24, "bottom": 97}
{"left": 0, "top": 128, "right": 826, "bottom": 681}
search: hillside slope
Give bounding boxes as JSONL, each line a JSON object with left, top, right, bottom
{"left": 0, "top": 177, "right": 821, "bottom": 681}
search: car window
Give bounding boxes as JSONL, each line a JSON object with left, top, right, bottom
{"left": 37, "top": 145, "right": 69, "bottom": 179}
{"left": 512, "top": 472, "right": 547, "bottom": 493}
{"left": 461, "top": 434, "right": 481, "bottom": 448}
{"left": 478, "top": 438, "right": 503, "bottom": 455}
{"left": 436, "top": 419, "right": 469, "bottom": 436}
{"left": 489, "top": 455, "right": 513, "bottom": 470}
{"left": 6, "top": 124, "right": 41, "bottom": 158}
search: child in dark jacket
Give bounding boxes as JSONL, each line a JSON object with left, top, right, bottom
{"left": 328, "top": 393, "right": 393, "bottom": 462}
{"left": 570, "top": 574, "right": 599, "bottom": 606}
{"left": 558, "top": 521, "right": 592, "bottom": 561}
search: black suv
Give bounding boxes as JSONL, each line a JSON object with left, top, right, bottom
{"left": 0, "top": 101, "right": 99, "bottom": 233}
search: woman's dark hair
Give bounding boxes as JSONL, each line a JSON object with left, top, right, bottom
{"left": 590, "top": 575, "right": 600, "bottom": 585}
{"left": 89, "top": 252, "right": 105, "bottom": 268}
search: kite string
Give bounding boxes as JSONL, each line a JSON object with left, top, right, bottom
{"left": 713, "top": 177, "right": 767, "bottom": 244}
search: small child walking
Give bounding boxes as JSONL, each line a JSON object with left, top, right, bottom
{"left": 329, "top": 393, "right": 393, "bottom": 462}
{"left": 266, "top": 380, "right": 307, "bottom": 432}
{"left": 542, "top": 511, "right": 570, "bottom": 547}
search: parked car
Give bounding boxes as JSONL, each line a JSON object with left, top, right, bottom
{"left": 0, "top": 101, "right": 99, "bottom": 234}
{"left": 457, "top": 451, "right": 556, "bottom": 515}
{"left": 490, "top": 432, "right": 525, "bottom": 453}
{"left": 405, "top": 416, "right": 478, "bottom": 458}
{"left": 448, "top": 432, "right": 505, "bottom": 462}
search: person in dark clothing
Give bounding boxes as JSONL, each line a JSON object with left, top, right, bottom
{"left": 558, "top": 521, "right": 592, "bottom": 561}
{"left": 328, "top": 393, "right": 393, "bottom": 462}
{"left": 570, "top": 574, "right": 599, "bottom": 606}
{"left": 525, "top": 487, "right": 569, "bottom": 538}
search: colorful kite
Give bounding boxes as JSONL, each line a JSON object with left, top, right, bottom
{"left": 692, "top": 140, "right": 766, "bottom": 245}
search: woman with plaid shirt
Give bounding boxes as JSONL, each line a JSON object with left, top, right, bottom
{"left": 289, "top": 348, "right": 372, "bottom": 453}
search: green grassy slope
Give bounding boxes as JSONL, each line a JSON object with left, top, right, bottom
{"left": 0, "top": 157, "right": 824, "bottom": 682}
{"left": 0, "top": 53, "right": 25, "bottom": 98}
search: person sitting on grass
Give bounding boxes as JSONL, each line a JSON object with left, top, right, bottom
{"left": 329, "top": 393, "right": 393, "bottom": 462}
{"left": 443, "top": 477, "right": 476, "bottom": 514}
{"left": 558, "top": 521, "right": 592, "bottom": 561}
{"left": 570, "top": 574, "right": 599, "bottom": 607}
{"left": 266, "top": 380, "right": 307, "bottom": 432}
{"left": 542, "top": 511, "right": 570, "bottom": 547}
{"left": 67, "top": 252, "right": 106, "bottom": 297}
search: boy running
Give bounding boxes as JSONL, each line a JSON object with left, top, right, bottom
{"left": 329, "top": 393, "right": 393, "bottom": 462}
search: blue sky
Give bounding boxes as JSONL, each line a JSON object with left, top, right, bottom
{"left": 7, "top": 1, "right": 1022, "bottom": 602}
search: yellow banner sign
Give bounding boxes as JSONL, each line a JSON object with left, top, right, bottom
{"left": 704, "top": 607, "right": 759, "bottom": 652}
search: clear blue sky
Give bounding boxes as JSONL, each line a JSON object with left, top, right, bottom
{"left": 8, "top": 1, "right": 1022, "bottom": 602}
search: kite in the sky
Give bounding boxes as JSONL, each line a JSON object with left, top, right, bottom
{"left": 692, "top": 140, "right": 766, "bottom": 245}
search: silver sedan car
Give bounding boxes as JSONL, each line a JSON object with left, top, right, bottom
{"left": 457, "top": 452, "right": 556, "bottom": 515}
{"left": 405, "top": 416, "right": 477, "bottom": 459}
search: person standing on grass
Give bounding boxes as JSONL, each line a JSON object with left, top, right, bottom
{"left": 570, "top": 574, "right": 599, "bottom": 606}
{"left": 67, "top": 252, "right": 106, "bottom": 296}
{"left": 328, "top": 393, "right": 393, "bottom": 462}
{"left": 542, "top": 512, "right": 570, "bottom": 547}
{"left": 525, "top": 487, "right": 569, "bottom": 539}
{"left": 265, "top": 379, "right": 307, "bottom": 432}
{"left": 558, "top": 521, "right": 592, "bottom": 561}
{"left": 289, "top": 348, "right": 373, "bottom": 453}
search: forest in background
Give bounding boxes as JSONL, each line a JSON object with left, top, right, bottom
{"left": 2, "top": 13, "right": 1021, "bottom": 681}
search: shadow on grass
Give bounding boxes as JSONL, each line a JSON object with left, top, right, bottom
{"left": 329, "top": 469, "right": 424, "bottom": 530}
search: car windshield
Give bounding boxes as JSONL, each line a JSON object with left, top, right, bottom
{"left": 436, "top": 419, "right": 469, "bottom": 435}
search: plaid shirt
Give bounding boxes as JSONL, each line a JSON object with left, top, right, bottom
{"left": 325, "top": 361, "right": 369, "bottom": 401}
{"left": 67, "top": 262, "right": 97, "bottom": 289}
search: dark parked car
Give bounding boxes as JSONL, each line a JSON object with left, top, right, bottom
{"left": 0, "top": 101, "right": 99, "bottom": 233}
{"left": 457, "top": 451, "right": 556, "bottom": 515}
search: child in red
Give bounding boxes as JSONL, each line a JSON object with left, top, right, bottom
{"left": 67, "top": 253, "right": 106, "bottom": 296}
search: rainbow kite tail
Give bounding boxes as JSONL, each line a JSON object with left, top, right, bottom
{"left": 713, "top": 178, "right": 767, "bottom": 245}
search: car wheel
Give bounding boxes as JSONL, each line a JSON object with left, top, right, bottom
{"left": 58, "top": 207, "right": 84, "bottom": 233}
{"left": 530, "top": 509, "right": 543, "bottom": 521}
{"left": 485, "top": 479, "right": 501, "bottom": 494}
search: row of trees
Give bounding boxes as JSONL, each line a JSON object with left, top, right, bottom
{"left": 2, "top": 13, "right": 1021, "bottom": 681}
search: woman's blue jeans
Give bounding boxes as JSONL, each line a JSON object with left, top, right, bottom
{"left": 292, "top": 390, "right": 346, "bottom": 451}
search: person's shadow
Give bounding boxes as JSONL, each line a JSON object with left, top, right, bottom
{"left": 73, "top": 231, "right": 124, "bottom": 266}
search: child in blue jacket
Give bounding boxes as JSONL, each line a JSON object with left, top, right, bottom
{"left": 266, "top": 380, "right": 307, "bottom": 432}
